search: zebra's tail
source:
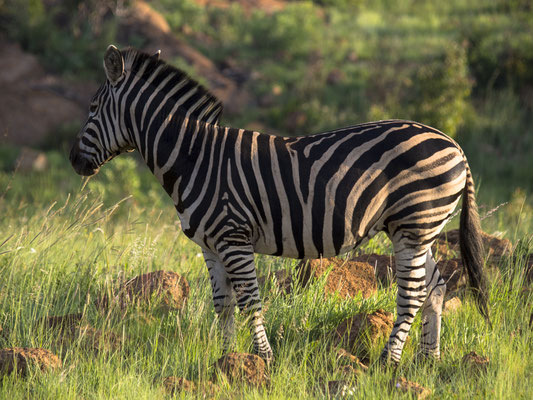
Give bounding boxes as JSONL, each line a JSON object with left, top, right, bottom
{"left": 459, "top": 162, "right": 491, "bottom": 326}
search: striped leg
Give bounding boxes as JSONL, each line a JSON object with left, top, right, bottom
{"left": 381, "top": 240, "right": 429, "bottom": 365}
{"left": 216, "top": 242, "right": 273, "bottom": 362}
{"left": 419, "top": 248, "right": 446, "bottom": 360}
{"left": 203, "top": 249, "right": 236, "bottom": 352}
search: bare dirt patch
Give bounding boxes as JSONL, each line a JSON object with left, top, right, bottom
{"left": 97, "top": 270, "right": 189, "bottom": 312}
{"left": 393, "top": 377, "right": 431, "bottom": 399}
{"left": 334, "top": 309, "right": 393, "bottom": 361}
{"left": 0, "top": 348, "right": 61, "bottom": 376}
{"left": 214, "top": 352, "right": 269, "bottom": 387}
{"left": 350, "top": 253, "right": 395, "bottom": 287}
{"left": 297, "top": 258, "right": 377, "bottom": 299}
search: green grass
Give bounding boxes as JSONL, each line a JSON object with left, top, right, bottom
{"left": 0, "top": 158, "right": 531, "bottom": 399}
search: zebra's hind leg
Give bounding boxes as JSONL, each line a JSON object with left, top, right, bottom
{"left": 216, "top": 242, "right": 273, "bottom": 363}
{"left": 419, "top": 248, "right": 446, "bottom": 360}
{"left": 380, "top": 239, "right": 430, "bottom": 365}
{"left": 203, "top": 249, "right": 236, "bottom": 352}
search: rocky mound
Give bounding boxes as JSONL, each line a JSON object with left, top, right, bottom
{"left": 462, "top": 351, "right": 489, "bottom": 373}
{"left": 97, "top": 270, "right": 189, "bottom": 312}
{"left": 297, "top": 258, "right": 377, "bottom": 299}
{"left": 0, "top": 38, "right": 94, "bottom": 147}
{"left": 117, "top": 1, "right": 250, "bottom": 115}
{"left": 434, "top": 229, "right": 512, "bottom": 264}
{"left": 350, "top": 253, "right": 395, "bottom": 286}
{"left": 214, "top": 352, "right": 269, "bottom": 387}
{"left": 0, "top": 347, "right": 61, "bottom": 376}
{"left": 334, "top": 309, "right": 393, "bottom": 360}
{"left": 393, "top": 377, "right": 431, "bottom": 399}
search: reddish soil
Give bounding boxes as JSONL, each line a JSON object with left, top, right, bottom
{"left": 297, "top": 258, "right": 377, "bottom": 299}
{"left": 350, "top": 253, "right": 395, "bottom": 286}
{"left": 214, "top": 352, "right": 269, "bottom": 387}
{"left": 334, "top": 309, "right": 393, "bottom": 360}
{"left": 98, "top": 270, "right": 189, "bottom": 312}
{"left": 0, "top": 348, "right": 62, "bottom": 376}
{"left": 394, "top": 377, "right": 431, "bottom": 399}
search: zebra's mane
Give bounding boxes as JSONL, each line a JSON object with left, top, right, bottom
{"left": 121, "top": 48, "right": 223, "bottom": 124}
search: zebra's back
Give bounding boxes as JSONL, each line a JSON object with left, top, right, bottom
{"left": 196, "top": 120, "right": 467, "bottom": 259}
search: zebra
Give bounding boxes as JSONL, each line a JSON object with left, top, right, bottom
{"left": 70, "top": 45, "right": 490, "bottom": 365}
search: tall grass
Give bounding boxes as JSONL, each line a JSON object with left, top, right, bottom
{"left": 0, "top": 164, "right": 531, "bottom": 398}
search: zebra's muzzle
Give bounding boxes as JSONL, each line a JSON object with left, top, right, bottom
{"left": 69, "top": 144, "right": 99, "bottom": 176}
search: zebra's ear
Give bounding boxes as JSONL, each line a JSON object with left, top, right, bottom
{"left": 153, "top": 50, "right": 161, "bottom": 60}
{"left": 103, "top": 45, "right": 124, "bottom": 86}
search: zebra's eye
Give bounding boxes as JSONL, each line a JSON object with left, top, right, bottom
{"left": 90, "top": 103, "right": 98, "bottom": 113}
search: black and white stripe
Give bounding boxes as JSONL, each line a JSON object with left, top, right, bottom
{"left": 70, "top": 46, "right": 489, "bottom": 364}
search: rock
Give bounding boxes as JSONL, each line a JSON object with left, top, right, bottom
{"left": 162, "top": 376, "right": 196, "bottom": 394}
{"left": 0, "top": 38, "right": 91, "bottom": 146}
{"left": 116, "top": 1, "right": 249, "bottom": 115}
{"left": 443, "top": 296, "right": 462, "bottom": 315}
{"left": 336, "top": 348, "right": 368, "bottom": 372}
{"left": 334, "top": 309, "right": 393, "bottom": 359}
{"left": 214, "top": 352, "right": 269, "bottom": 387}
{"left": 437, "top": 258, "right": 466, "bottom": 293}
{"left": 393, "top": 377, "right": 431, "bottom": 399}
{"left": 462, "top": 351, "right": 489, "bottom": 373}
{"left": 350, "top": 253, "right": 395, "bottom": 286}
{"left": 0, "top": 348, "right": 61, "bottom": 376}
{"left": 434, "top": 229, "right": 512, "bottom": 265}
{"left": 297, "top": 258, "right": 377, "bottom": 300}
{"left": 98, "top": 270, "right": 189, "bottom": 312}
{"left": 257, "top": 269, "right": 292, "bottom": 294}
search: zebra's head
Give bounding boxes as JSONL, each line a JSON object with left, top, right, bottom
{"left": 69, "top": 45, "right": 134, "bottom": 176}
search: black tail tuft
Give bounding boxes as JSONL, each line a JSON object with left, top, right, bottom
{"left": 459, "top": 168, "right": 491, "bottom": 326}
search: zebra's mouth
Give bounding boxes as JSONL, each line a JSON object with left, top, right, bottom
{"left": 69, "top": 146, "right": 100, "bottom": 176}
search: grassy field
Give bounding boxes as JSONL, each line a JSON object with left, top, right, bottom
{"left": 1, "top": 0, "right": 532, "bottom": 398}
{"left": 0, "top": 153, "right": 531, "bottom": 399}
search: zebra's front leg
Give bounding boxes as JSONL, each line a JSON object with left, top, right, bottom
{"left": 419, "top": 249, "right": 446, "bottom": 360}
{"left": 216, "top": 242, "right": 273, "bottom": 363}
{"left": 381, "top": 245, "right": 428, "bottom": 365}
{"left": 203, "top": 249, "right": 236, "bottom": 352}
